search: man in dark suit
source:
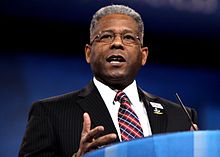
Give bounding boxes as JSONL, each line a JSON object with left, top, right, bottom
{"left": 19, "top": 4, "right": 198, "bottom": 157}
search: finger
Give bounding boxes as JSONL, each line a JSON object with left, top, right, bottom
{"left": 195, "top": 124, "right": 199, "bottom": 130}
{"left": 190, "top": 124, "right": 199, "bottom": 131}
{"left": 79, "top": 126, "right": 105, "bottom": 154}
{"left": 93, "top": 127, "right": 105, "bottom": 140}
{"left": 84, "top": 126, "right": 104, "bottom": 142}
{"left": 88, "top": 133, "right": 117, "bottom": 150}
{"left": 81, "top": 112, "right": 91, "bottom": 136}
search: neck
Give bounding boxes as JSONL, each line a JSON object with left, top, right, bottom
{"left": 94, "top": 76, "right": 134, "bottom": 91}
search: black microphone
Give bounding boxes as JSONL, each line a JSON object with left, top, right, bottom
{"left": 175, "top": 93, "right": 197, "bottom": 131}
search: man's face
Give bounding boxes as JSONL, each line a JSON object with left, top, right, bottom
{"left": 85, "top": 14, "right": 148, "bottom": 89}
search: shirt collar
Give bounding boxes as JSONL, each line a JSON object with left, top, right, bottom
{"left": 93, "top": 77, "right": 139, "bottom": 105}
{"left": 123, "top": 80, "right": 140, "bottom": 105}
{"left": 93, "top": 77, "right": 116, "bottom": 104}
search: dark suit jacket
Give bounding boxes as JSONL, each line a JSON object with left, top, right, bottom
{"left": 19, "top": 81, "right": 198, "bottom": 157}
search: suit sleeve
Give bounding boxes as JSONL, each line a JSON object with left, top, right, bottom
{"left": 19, "top": 102, "right": 58, "bottom": 157}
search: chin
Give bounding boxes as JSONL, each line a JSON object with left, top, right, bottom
{"left": 105, "top": 76, "right": 132, "bottom": 89}
{"left": 108, "top": 74, "right": 126, "bottom": 81}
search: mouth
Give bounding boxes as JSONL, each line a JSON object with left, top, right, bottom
{"left": 106, "top": 55, "right": 126, "bottom": 64}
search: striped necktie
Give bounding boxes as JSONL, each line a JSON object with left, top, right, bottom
{"left": 114, "top": 91, "right": 144, "bottom": 141}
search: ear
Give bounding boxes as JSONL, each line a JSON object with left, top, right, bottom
{"left": 141, "top": 46, "right": 149, "bottom": 66}
{"left": 85, "top": 44, "right": 91, "bottom": 63}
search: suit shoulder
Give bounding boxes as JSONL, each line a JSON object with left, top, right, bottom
{"left": 29, "top": 81, "right": 94, "bottom": 112}
{"left": 30, "top": 90, "right": 81, "bottom": 111}
{"left": 39, "top": 90, "right": 80, "bottom": 103}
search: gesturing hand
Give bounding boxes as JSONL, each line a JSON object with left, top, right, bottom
{"left": 75, "top": 113, "right": 117, "bottom": 157}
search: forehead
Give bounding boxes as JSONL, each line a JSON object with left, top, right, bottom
{"left": 93, "top": 14, "right": 139, "bottom": 34}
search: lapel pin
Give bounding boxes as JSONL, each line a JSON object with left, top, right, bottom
{"left": 150, "top": 102, "right": 164, "bottom": 115}
{"left": 153, "top": 107, "right": 163, "bottom": 114}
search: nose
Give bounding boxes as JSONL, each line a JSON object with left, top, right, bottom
{"left": 110, "top": 34, "right": 124, "bottom": 49}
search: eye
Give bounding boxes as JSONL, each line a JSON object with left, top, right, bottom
{"left": 123, "top": 34, "right": 136, "bottom": 42}
{"left": 99, "top": 33, "right": 114, "bottom": 42}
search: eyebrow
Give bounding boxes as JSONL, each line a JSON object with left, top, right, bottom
{"left": 99, "top": 29, "right": 135, "bottom": 34}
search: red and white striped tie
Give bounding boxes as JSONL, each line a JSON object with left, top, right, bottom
{"left": 115, "top": 91, "right": 144, "bottom": 141}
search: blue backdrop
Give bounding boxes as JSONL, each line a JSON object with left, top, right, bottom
{"left": 1, "top": 0, "right": 220, "bottom": 156}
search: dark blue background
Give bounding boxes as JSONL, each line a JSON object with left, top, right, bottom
{"left": 1, "top": 0, "right": 220, "bottom": 156}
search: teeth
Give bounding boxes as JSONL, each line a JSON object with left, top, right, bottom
{"left": 110, "top": 61, "right": 120, "bottom": 63}
{"left": 106, "top": 55, "right": 125, "bottom": 63}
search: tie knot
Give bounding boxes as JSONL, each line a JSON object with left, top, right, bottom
{"left": 114, "top": 91, "right": 130, "bottom": 103}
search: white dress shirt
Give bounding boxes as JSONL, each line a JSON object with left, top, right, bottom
{"left": 93, "top": 77, "right": 152, "bottom": 141}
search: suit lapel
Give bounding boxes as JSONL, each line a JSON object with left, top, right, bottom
{"left": 76, "top": 81, "right": 120, "bottom": 142}
{"left": 138, "top": 88, "right": 167, "bottom": 134}
{"left": 76, "top": 82, "right": 167, "bottom": 140}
